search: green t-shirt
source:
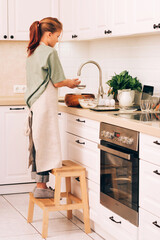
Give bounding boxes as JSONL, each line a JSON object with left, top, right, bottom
{"left": 25, "top": 44, "right": 65, "bottom": 107}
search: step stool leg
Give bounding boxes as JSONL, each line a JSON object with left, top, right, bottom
{"left": 80, "top": 171, "right": 91, "bottom": 233}
{"left": 42, "top": 208, "right": 49, "bottom": 238}
{"left": 27, "top": 195, "right": 34, "bottom": 223}
{"left": 54, "top": 173, "right": 61, "bottom": 205}
{"left": 66, "top": 177, "right": 72, "bottom": 219}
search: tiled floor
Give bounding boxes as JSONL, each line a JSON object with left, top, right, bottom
{"left": 0, "top": 193, "right": 105, "bottom": 240}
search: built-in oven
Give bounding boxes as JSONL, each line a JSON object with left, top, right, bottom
{"left": 98, "top": 123, "right": 139, "bottom": 226}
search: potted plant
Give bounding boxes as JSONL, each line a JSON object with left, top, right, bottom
{"left": 106, "top": 70, "right": 142, "bottom": 102}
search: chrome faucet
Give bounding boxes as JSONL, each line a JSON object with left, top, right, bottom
{"left": 77, "top": 60, "right": 104, "bottom": 99}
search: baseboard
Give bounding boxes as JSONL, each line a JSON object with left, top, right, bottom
{"left": 0, "top": 182, "right": 36, "bottom": 195}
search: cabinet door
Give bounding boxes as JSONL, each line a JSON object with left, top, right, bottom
{"left": 111, "top": 0, "right": 131, "bottom": 36}
{"left": 76, "top": 0, "right": 95, "bottom": 40}
{"left": 0, "top": 106, "right": 32, "bottom": 184}
{"left": 139, "top": 208, "right": 160, "bottom": 240}
{"left": 0, "top": 0, "right": 7, "bottom": 40}
{"left": 95, "top": 0, "right": 112, "bottom": 37}
{"left": 8, "top": 0, "right": 58, "bottom": 40}
{"left": 139, "top": 160, "right": 160, "bottom": 217}
{"left": 58, "top": 112, "right": 67, "bottom": 160}
{"left": 131, "top": 0, "right": 160, "bottom": 34}
{"left": 59, "top": 0, "right": 77, "bottom": 41}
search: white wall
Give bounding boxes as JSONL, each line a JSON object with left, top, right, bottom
{"left": 59, "top": 34, "right": 160, "bottom": 97}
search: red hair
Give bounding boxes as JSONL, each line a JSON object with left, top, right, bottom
{"left": 27, "top": 17, "right": 63, "bottom": 57}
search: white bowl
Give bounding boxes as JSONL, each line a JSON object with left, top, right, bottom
{"left": 78, "top": 98, "right": 98, "bottom": 109}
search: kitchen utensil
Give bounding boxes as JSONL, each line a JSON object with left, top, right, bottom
{"left": 142, "top": 85, "right": 154, "bottom": 100}
{"left": 79, "top": 98, "right": 98, "bottom": 109}
{"left": 64, "top": 93, "right": 95, "bottom": 107}
{"left": 76, "top": 85, "right": 86, "bottom": 90}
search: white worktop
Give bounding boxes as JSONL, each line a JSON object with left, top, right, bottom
{"left": 0, "top": 96, "right": 160, "bottom": 138}
{"left": 58, "top": 103, "right": 160, "bottom": 138}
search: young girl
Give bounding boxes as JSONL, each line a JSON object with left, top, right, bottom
{"left": 25, "top": 17, "right": 80, "bottom": 198}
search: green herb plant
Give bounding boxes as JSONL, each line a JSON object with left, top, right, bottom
{"left": 106, "top": 70, "right": 142, "bottom": 98}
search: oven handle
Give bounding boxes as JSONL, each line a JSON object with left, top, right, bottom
{"left": 98, "top": 144, "right": 131, "bottom": 160}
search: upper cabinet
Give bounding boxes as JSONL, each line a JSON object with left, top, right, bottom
{"left": 95, "top": 0, "right": 131, "bottom": 38}
{"left": 59, "top": 0, "right": 95, "bottom": 41}
{"left": 131, "top": 0, "right": 160, "bottom": 34}
{"left": 0, "top": 0, "right": 58, "bottom": 41}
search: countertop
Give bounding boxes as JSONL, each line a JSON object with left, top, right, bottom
{"left": 58, "top": 103, "right": 160, "bottom": 138}
{"left": 0, "top": 96, "right": 160, "bottom": 138}
{"left": 0, "top": 95, "right": 25, "bottom": 106}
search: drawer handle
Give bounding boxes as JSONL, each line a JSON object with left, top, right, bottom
{"left": 58, "top": 112, "right": 61, "bottom": 115}
{"left": 75, "top": 140, "right": 85, "bottom": 145}
{"left": 152, "top": 221, "right": 160, "bottom": 228}
{"left": 75, "top": 177, "right": 80, "bottom": 182}
{"left": 109, "top": 216, "right": 121, "bottom": 224}
{"left": 9, "top": 107, "right": 25, "bottom": 111}
{"left": 153, "top": 140, "right": 160, "bottom": 145}
{"left": 76, "top": 118, "right": 85, "bottom": 123}
{"left": 153, "top": 170, "right": 160, "bottom": 175}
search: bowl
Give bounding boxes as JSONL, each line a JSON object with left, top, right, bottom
{"left": 78, "top": 98, "right": 98, "bottom": 109}
{"left": 64, "top": 93, "right": 95, "bottom": 107}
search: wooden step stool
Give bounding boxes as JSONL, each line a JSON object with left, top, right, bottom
{"left": 27, "top": 160, "right": 91, "bottom": 238}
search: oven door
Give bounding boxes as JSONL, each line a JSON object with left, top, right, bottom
{"left": 98, "top": 140, "right": 139, "bottom": 226}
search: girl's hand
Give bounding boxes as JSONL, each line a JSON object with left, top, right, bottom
{"left": 65, "top": 78, "right": 81, "bottom": 88}
{"left": 54, "top": 78, "right": 81, "bottom": 88}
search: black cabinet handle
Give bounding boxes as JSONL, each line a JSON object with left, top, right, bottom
{"left": 153, "top": 23, "right": 160, "bottom": 29}
{"left": 72, "top": 34, "right": 78, "bottom": 38}
{"left": 75, "top": 140, "right": 85, "bottom": 145}
{"left": 76, "top": 118, "right": 85, "bottom": 123}
{"left": 3, "top": 35, "right": 7, "bottom": 39}
{"left": 153, "top": 170, "right": 160, "bottom": 175}
{"left": 104, "top": 30, "right": 112, "bottom": 34}
{"left": 109, "top": 216, "right": 121, "bottom": 224}
{"left": 75, "top": 177, "right": 80, "bottom": 182}
{"left": 9, "top": 107, "right": 25, "bottom": 111}
{"left": 152, "top": 221, "right": 160, "bottom": 228}
{"left": 58, "top": 112, "right": 61, "bottom": 115}
{"left": 153, "top": 140, "right": 160, "bottom": 145}
{"left": 10, "top": 35, "right": 14, "bottom": 39}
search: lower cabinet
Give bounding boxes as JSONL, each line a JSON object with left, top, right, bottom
{"left": 139, "top": 208, "right": 160, "bottom": 240}
{"left": 0, "top": 106, "right": 34, "bottom": 194}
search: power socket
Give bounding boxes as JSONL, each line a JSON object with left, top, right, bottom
{"left": 13, "top": 85, "right": 26, "bottom": 93}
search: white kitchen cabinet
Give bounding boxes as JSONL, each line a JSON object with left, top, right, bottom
{"left": 0, "top": 0, "right": 58, "bottom": 40}
{"left": 0, "top": 106, "right": 32, "bottom": 185}
{"left": 66, "top": 132, "right": 100, "bottom": 184}
{"left": 139, "top": 208, "right": 160, "bottom": 240}
{"left": 139, "top": 132, "right": 160, "bottom": 240}
{"left": 0, "top": 0, "right": 7, "bottom": 40}
{"left": 59, "top": 0, "right": 95, "bottom": 41}
{"left": 58, "top": 111, "right": 67, "bottom": 160}
{"left": 66, "top": 114, "right": 99, "bottom": 143}
{"left": 131, "top": 0, "right": 160, "bottom": 35}
{"left": 95, "top": 0, "right": 131, "bottom": 38}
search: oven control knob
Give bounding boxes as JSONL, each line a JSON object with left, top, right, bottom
{"left": 127, "top": 138, "right": 134, "bottom": 145}
{"left": 121, "top": 136, "right": 127, "bottom": 144}
{"left": 101, "top": 130, "right": 105, "bottom": 137}
{"left": 105, "top": 131, "right": 114, "bottom": 139}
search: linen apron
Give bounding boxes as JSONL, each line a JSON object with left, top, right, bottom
{"left": 29, "top": 81, "right": 62, "bottom": 173}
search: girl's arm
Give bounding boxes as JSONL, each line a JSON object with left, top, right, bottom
{"left": 54, "top": 78, "right": 81, "bottom": 88}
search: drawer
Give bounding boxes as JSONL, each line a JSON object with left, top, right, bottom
{"left": 139, "top": 208, "right": 160, "bottom": 240}
{"left": 66, "top": 113, "right": 99, "bottom": 143}
{"left": 98, "top": 205, "right": 138, "bottom": 240}
{"left": 139, "top": 160, "right": 160, "bottom": 216}
{"left": 140, "top": 133, "right": 160, "bottom": 166}
{"left": 67, "top": 133, "right": 100, "bottom": 184}
{"left": 71, "top": 177, "right": 100, "bottom": 212}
